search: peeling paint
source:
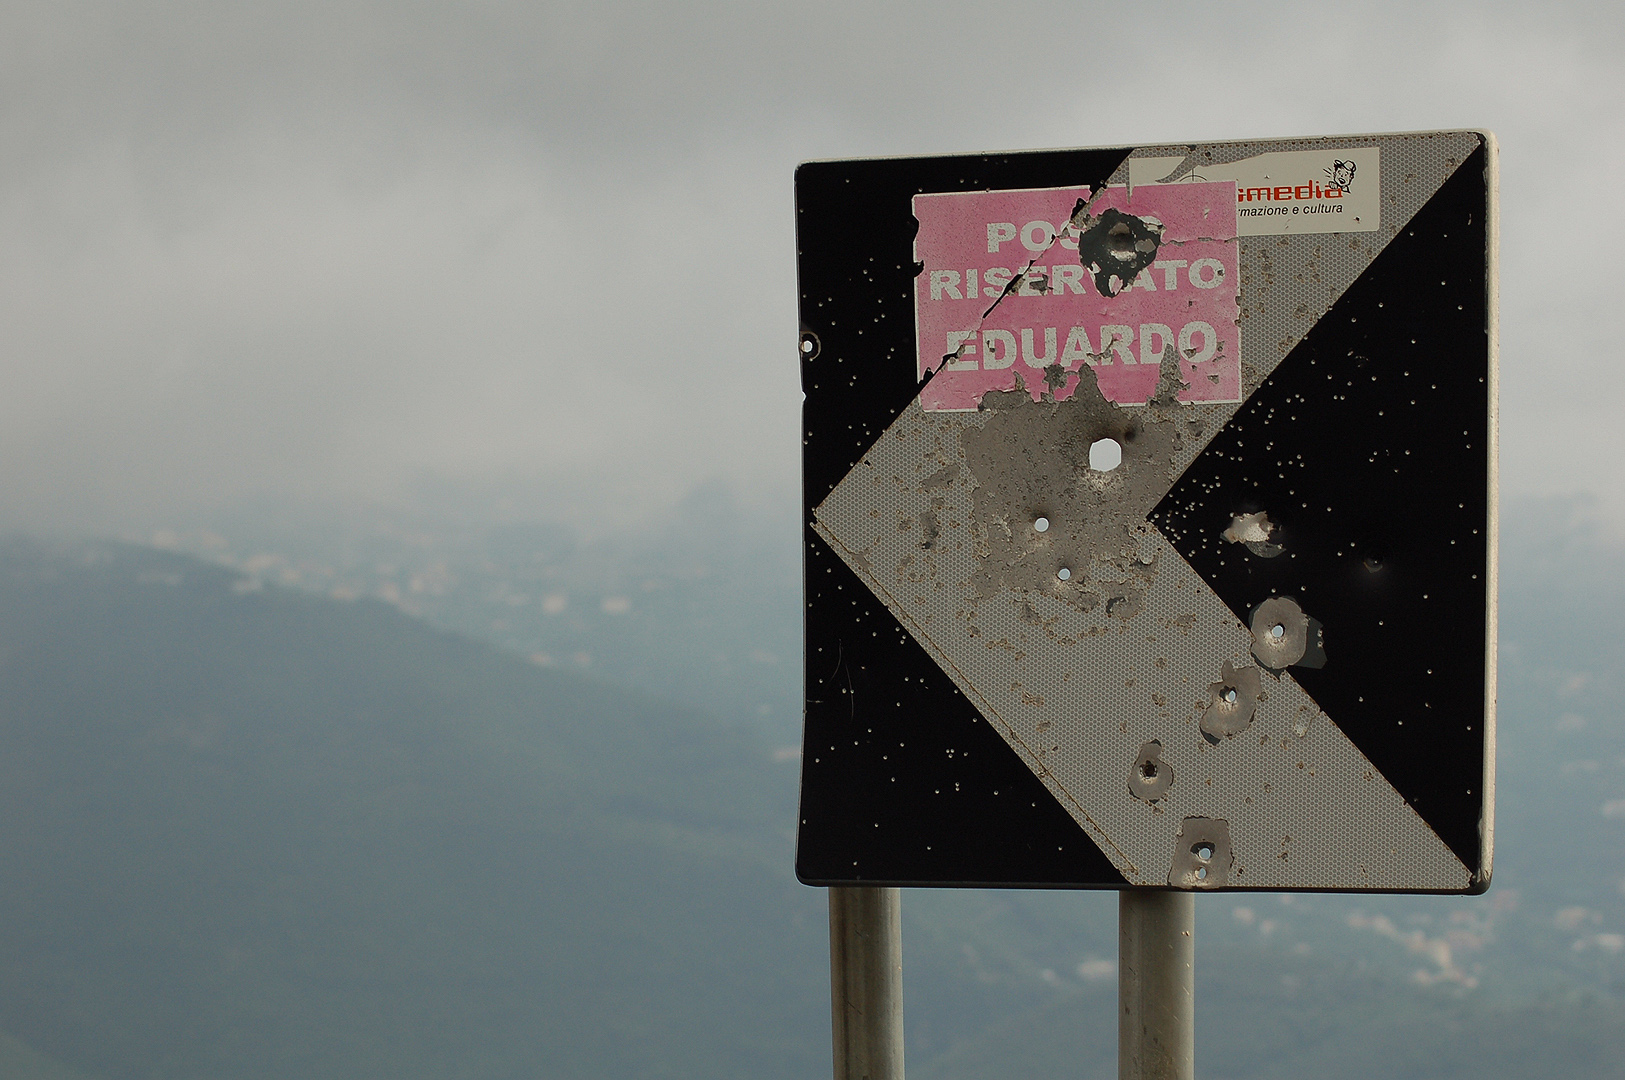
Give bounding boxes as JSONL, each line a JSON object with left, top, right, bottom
{"left": 920, "top": 462, "right": 962, "bottom": 491}
{"left": 916, "top": 510, "right": 940, "bottom": 551}
{"left": 1169, "top": 817, "right": 1233, "bottom": 889}
{"left": 959, "top": 360, "right": 1195, "bottom": 615}
{"left": 1222, "top": 510, "right": 1283, "bottom": 558}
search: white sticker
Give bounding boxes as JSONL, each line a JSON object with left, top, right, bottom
{"left": 1129, "top": 147, "right": 1380, "bottom": 236}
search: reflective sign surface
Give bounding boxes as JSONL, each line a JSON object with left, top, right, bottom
{"left": 796, "top": 132, "right": 1496, "bottom": 892}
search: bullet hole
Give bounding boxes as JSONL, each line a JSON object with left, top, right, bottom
{"left": 1169, "top": 817, "right": 1233, "bottom": 889}
{"left": 1203, "top": 660, "right": 1261, "bottom": 742}
{"left": 1089, "top": 438, "right": 1123, "bottom": 472}
{"left": 1057, "top": 566, "right": 1072, "bottom": 581}
{"left": 1076, "top": 208, "right": 1164, "bottom": 296}
{"left": 800, "top": 332, "right": 821, "bottom": 359}
{"left": 1034, "top": 516, "right": 1051, "bottom": 533}
{"left": 1250, "top": 597, "right": 1309, "bottom": 670}
{"left": 1130, "top": 740, "right": 1173, "bottom": 802}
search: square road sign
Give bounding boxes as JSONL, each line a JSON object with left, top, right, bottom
{"left": 796, "top": 131, "right": 1497, "bottom": 892}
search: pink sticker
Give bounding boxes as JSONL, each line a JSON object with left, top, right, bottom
{"left": 912, "top": 182, "right": 1240, "bottom": 411}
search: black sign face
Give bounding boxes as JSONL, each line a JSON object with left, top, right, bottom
{"left": 796, "top": 132, "right": 1496, "bottom": 892}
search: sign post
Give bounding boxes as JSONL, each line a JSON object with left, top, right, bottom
{"left": 1119, "top": 891, "right": 1194, "bottom": 1080}
{"left": 795, "top": 130, "right": 1497, "bottom": 1077}
{"left": 827, "top": 886, "right": 904, "bottom": 1080}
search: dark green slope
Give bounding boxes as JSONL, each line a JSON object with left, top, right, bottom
{"left": 0, "top": 541, "right": 828, "bottom": 1080}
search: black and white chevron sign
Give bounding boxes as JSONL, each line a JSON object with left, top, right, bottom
{"left": 795, "top": 132, "right": 1496, "bottom": 892}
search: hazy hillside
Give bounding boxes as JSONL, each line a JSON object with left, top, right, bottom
{"left": 142, "top": 482, "right": 806, "bottom": 742}
{"left": 0, "top": 541, "right": 827, "bottom": 1079}
{"left": 0, "top": 508, "right": 1621, "bottom": 1078}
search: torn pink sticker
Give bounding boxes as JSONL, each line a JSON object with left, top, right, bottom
{"left": 912, "top": 181, "right": 1240, "bottom": 411}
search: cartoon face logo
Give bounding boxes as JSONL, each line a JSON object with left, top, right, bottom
{"left": 1325, "top": 160, "right": 1356, "bottom": 193}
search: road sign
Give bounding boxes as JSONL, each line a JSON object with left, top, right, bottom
{"left": 796, "top": 131, "right": 1497, "bottom": 892}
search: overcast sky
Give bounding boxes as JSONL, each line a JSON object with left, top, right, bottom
{"left": 1, "top": 0, "right": 1619, "bottom": 534}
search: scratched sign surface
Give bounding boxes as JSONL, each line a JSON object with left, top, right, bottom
{"left": 795, "top": 132, "right": 1498, "bottom": 893}
{"left": 913, "top": 182, "right": 1241, "bottom": 411}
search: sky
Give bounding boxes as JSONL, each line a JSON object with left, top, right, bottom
{"left": 1, "top": 0, "right": 1620, "bottom": 534}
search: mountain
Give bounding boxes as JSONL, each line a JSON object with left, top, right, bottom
{"left": 0, "top": 507, "right": 1621, "bottom": 1078}
{"left": 0, "top": 540, "right": 827, "bottom": 1079}
{"left": 142, "top": 481, "right": 808, "bottom": 742}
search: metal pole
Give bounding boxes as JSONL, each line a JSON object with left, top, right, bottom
{"left": 1118, "top": 890, "right": 1194, "bottom": 1080}
{"left": 828, "top": 886, "right": 904, "bottom": 1080}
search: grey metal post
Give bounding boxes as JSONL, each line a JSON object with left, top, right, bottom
{"left": 828, "top": 886, "right": 904, "bottom": 1080}
{"left": 1118, "top": 890, "right": 1194, "bottom": 1080}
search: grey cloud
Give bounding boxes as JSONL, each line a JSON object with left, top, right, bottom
{"left": 0, "top": 0, "right": 1621, "bottom": 532}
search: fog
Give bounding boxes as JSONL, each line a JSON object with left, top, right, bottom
{"left": 1, "top": 0, "right": 1619, "bottom": 533}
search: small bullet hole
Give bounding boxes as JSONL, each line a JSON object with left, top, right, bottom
{"left": 1196, "top": 845, "right": 1214, "bottom": 860}
{"left": 1034, "top": 516, "right": 1050, "bottom": 533}
{"left": 1057, "top": 567, "right": 1072, "bottom": 581}
{"left": 1196, "top": 867, "right": 1208, "bottom": 880}
{"left": 1140, "top": 760, "right": 1158, "bottom": 779}
{"left": 1270, "top": 623, "right": 1285, "bottom": 640}
{"left": 1223, "top": 689, "right": 1237, "bottom": 703}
